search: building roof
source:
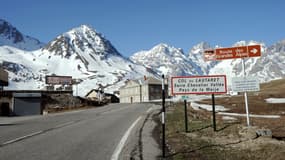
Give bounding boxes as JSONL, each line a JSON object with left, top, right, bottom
{"left": 120, "top": 76, "right": 162, "bottom": 89}
{"left": 85, "top": 89, "right": 103, "bottom": 97}
{"left": 139, "top": 76, "right": 162, "bottom": 85}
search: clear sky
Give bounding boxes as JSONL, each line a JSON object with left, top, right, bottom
{"left": 1, "top": 0, "right": 285, "bottom": 57}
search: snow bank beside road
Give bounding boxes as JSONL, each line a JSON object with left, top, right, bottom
{"left": 190, "top": 102, "right": 229, "bottom": 112}
{"left": 218, "top": 112, "right": 280, "bottom": 119}
{"left": 265, "top": 98, "right": 285, "bottom": 104}
{"left": 190, "top": 102, "right": 281, "bottom": 119}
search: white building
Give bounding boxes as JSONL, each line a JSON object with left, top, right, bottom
{"left": 119, "top": 77, "right": 168, "bottom": 103}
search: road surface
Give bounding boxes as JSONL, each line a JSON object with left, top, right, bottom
{"left": 0, "top": 103, "right": 159, "bottom": 160}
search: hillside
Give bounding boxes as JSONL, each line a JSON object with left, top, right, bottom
{"left": 0, "top": 19, "right": 44, "bottom": 50}
{"left": 0, "top": 20, "right": 155, "bottom": 96}
{"left": 1, "top": 18, "right": 285, "bottom": 97}
{"left": 165, "top": 79, "right": 285, "bottom": 159}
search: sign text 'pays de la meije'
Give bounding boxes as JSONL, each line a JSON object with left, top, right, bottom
{"left": 171, "top": 75, "right": 227, "bottom": 95}
{"left": 204, "top": 45, "right": 261, "bottom": 61}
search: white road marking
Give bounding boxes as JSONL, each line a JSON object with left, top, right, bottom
{"left": 146, "top": 107, "right": 153, "bottom": 113}
{"left": 54, "top": 121, "right": 76, "bottom": 128}
{"left": 1, "top": 120, "right": 77, "bottom": 146}
{"left": 2, "top": 131, "right": 43, "bottom": 145}
{"left": 110, "top": 116, "right": 142, "bottom": 160}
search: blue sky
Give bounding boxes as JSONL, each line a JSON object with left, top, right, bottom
{"left": 2, "top": 0, "right": 285, "bottom": 57}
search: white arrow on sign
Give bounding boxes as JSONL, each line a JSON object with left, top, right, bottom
{"left": 250, "top": 48, "right": 258, "bottom": 54}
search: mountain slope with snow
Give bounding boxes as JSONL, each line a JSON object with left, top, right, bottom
{"left": 209, "top": 40, "right": 285, "bottom": 84}
{"left": 1, "top": 19, "right": 285, "bottom": 96}
{"left": 130, "top": 43, "right": 203, "bottom": 76}
{"left": 0, "top": 22, "right": 155, "bottom": 96}
{"left": 130, "top": 40, "right": 285, "bottom": 85}
{"left": 188, "top": 42, "right": 217, "bottom": 74}
{"left": 0, "top": 19, "right": 44, "bottom": 50}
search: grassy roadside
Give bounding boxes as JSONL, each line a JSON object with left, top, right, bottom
{"left": 165, "top": 102, "right": 285, "bottom": 160}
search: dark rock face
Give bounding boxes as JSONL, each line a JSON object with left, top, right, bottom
{"left": 0, "top": 19, "right": 24, "bottom": 43}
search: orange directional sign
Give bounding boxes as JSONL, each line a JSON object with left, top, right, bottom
{"left": 204, "top": 45, "right": 261, "bottom": 61}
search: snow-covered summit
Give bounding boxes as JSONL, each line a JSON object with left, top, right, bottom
{"left": 130, "top": 43, "right": 202, "bottom": 76}
{"left": 189, "top": 42, "right": 211, "bottom": 54}
{"left": 209, "top": 40, "right": 284, "bottom": 83}
{"left": 188, "top": 42, "right": 216, "bottom": 74}
{"left": 1, "top": 18, "right": 285, "bottom": 95}
{"left": 42, "top": 24, "right": 121, "bottom": 59}
{"left": 1, "top": 20, "right": 153, "bottom": 96}
{"left": 0, "top": 19, "right": 44, "bottom": 50}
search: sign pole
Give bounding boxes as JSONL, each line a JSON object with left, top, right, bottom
{"left": 212, "top": 94, "right": 217, "bottom": 131}
{"left": 184, "top": 100, "right": 188, "bottom": 132}
{"left": 242, "top": 58, "right": 250, "bottom": 127}
{"left": 161, "top": 74, "right": 166, "bottom": 158}
{"left": 76, "top": 83, "right": 78, "bottom": 96}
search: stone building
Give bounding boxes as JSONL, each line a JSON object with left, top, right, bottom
{"left": 119, "top": 77, "right": 168, "bottom": 103}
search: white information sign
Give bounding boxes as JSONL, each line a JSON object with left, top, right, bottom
{"left": 231, "top": 77, "right": 260, "bottom": 92}
{"left": 171, "top": 75, "right": 227, "bottom": 95}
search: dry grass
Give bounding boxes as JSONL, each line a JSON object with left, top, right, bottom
{"left": 165, "top": 78, "right": 285, "bottom": 160}
{"left": 198, "top": 78, "right": 285, "bottom": 138}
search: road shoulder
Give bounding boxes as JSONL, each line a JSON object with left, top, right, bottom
{"left": 120, "top": 104, "right": 161, "bottom": 160}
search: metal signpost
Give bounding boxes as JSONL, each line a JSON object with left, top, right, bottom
{"left": 204, "top": 45, "right": 262, "bottom": 127}
{"left": 231, "top": 76, "right": 260, "bottom": 126}
{"left": 161, "top": 74, "right": 166, "bottom": 158}
{"left": 184, "top": 99, "right": 188, "bottom": 132}
{"left": 171, "top": 75, "right": 227, "bottom": 131}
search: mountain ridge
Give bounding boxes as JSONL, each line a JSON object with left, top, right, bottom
{"left": 0, "top": 19, "right": 44, "bottom": 51}
{"left": 0, "top": 19, "right": 155, "bottom": 96}
{"left": 1, "top": 18, "right": 285, "bottom": 96}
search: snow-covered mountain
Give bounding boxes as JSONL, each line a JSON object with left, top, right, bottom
{"left": 208, "top": 40, "right": 285, "bottom": 83}
{"left": 130, "top": 43, "right": 203, "bottom": 76}
{"left": 1, "top": 18, "right": 285, "bottom": 96}
{"left": 0, "top": 19, "right": 44, "bottom": 50}
{"left": 130, "top": 40, "right": 285, "bottom": 85}
{"left": 188, "top": 42, "right": 217, "bottom": 74}
{"left": 0, "top": 21, "right": 155, "bottom": 96}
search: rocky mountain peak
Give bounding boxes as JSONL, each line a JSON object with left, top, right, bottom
{"left": 189, "top": 42, "right": 211, "bottom": 55}
{"left": 130, "top": 43, "right": 202, "bottom": 76}
{"left": 269, "top": 40, "right": 285, "bottom": 53}
{"left": 0, "top": 19, "right": 44, "bottom": 50}
{"left": 0, "top": 19, "right": 23, "bottom": 43}
{"left": 43, "top": 24, "right": 121, "bottom": 58}
{"left": 148, "top": 43, "right": 186, "bottom": 58}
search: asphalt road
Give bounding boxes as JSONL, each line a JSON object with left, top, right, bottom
{"left": 0, "top": 103, "right": 156, "bottom": 160}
